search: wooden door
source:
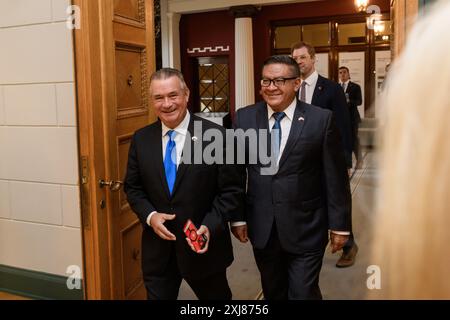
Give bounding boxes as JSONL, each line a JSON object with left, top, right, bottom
{"left": 74, "top": 0, "right": 156, "bottom": 299}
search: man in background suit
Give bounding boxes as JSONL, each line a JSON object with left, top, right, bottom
{"left": 291, "top": 42, "right": 359, "bottom": 268}
{"left": 231, "top": 55, "right": 351, "bottom": 299}
{"left": 339, "top": 66, "right": 363, "bottom": 170}
{"left": 333, "top": 66, "right": 362, "bottom": 268}
{"left": 291, "top": 42, "right": 353, "bottom": 171}
{"left": 124, "top": 68, "right": 243, "bottom": 300}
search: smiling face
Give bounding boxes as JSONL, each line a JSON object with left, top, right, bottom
{"left": 260, "top": 63, "right": 300, "bottom": 112}
{"left": 150, "top": 76, "right": 190, "bottom": 129}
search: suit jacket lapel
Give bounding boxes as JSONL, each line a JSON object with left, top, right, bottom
{"left": 257, "top": 103, "right": 271, "bottom": 166}
{"left": 311, "top": 75, "right": 324, "bottom": 106}
{"left": 278, "top": 101, "right": 306, "bottom": 169}
{"left": 153, "top": 121, "right": 171, "bottom": 198}
{"left": 257, "top": 102, "right": 269, "bottom": 131}
{"left": 170, "top": 115, "right": 195, "bottom": 196}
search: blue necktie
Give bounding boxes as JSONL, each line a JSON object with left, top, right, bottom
{"left": 164, "top": 130, "right": 177, "bottom": 195}
{"left": 271, "top": 112, "right": 286, "bottom": 160}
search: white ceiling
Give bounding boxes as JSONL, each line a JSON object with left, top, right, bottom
{"left": 168, "top": 0, "right": 324, "bottom": 14}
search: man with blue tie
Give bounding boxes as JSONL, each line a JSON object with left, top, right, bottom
{"left": 231, "top": 55, "right": 351, "bottom": 299}
{"left": 124, "top": 68, "right": 243, "bottom": 300}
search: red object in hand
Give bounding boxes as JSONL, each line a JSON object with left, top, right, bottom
{"left": 183, "top": 219, "right": 207, "bottom": 252}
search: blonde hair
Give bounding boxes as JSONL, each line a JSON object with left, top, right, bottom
{"left": 372, "top": 1, "right": 450, "bottom": 299}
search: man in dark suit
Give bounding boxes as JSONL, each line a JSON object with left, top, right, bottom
{"left": 231, "top": 55, "right": 351, "bottom": 299}
{"left": 290, "top": 42, "right": 353, "bottom": 171}
{"left": 339, "top": 66, "right": 363, "bottom": 170}
{"left": 124, "top": 68, "right": 243, "bottom": 300}
{"left": 329, "top": 65, "right": 363, "bottom": 268}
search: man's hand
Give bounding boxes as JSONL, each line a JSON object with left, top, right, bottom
{"left": 186, "top": 225, "right": 210, "bottom": 254}
{"left": 150, "top": 213, "right": 176, "bottom": 241}
{"left": 330, "top": 232, "right": 349, "bottom": 253}
{"left": 231, "top": 225, "right": 248, "bottom": 243}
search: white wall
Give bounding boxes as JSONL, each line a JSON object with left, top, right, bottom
{"left": 0, "top": 0, "right": 83, "bottom": 278}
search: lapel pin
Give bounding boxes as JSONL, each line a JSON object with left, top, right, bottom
{"left": 192, "top": 136, "right": 198, "bottom": 142}
{"left": 298, "top": 117, "right": 305, "bottom": 122}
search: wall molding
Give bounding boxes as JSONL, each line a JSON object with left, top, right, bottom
{"left": 0, "top": 264, "right": 83, "bottom": 300}
{"left": 187, "top": 45, "right": 230, "bottom": 54}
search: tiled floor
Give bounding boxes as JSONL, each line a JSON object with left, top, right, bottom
{"left": 1, "top": 152, "right": 376, "bottom": 301}
{"left": 179, "top": 151, "right": 378, "bottom": 300}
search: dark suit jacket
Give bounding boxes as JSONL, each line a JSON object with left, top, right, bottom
{"left": 124, "top": 114, "right": 244, "bottom": 279}
{"left": 345, "top": 81, "right": 363, "bottom": 125}
{"left": 310, "top": 75, "right": 353, "bottom": 168}
{"left": 234, "top": 100, "right": 351, "bottom": 254}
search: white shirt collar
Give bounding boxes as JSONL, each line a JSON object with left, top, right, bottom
{"left": 340, "top": 80, "right": 350, "bottom": 86}
{"left": 267, "top": 98, "right": 297, "bottom": 121}
{"left": 302, "top": 70, "right": 319, "bottom": 86}
{"left": 161, "top": 111, "right": 190, "bottom": 137}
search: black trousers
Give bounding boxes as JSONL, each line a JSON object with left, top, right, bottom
{"left": 253, "top": 224, "right": 325, "bottom": 300}
{"left": 343, "top": 232, "right": 356, "bottom": 252}
{"left": 144, "top": 248, "right": 232, "bottom": 300}
{"left": 351, "top": 119, "right": 362, "bottom": 163}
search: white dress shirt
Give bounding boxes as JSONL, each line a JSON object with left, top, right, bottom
{"left": 299, "top": 70, "right": 319, "bottom": 104}
{"left": 161, "top": 111, "right": 190, "bottom": 169}
{"left": 147, "top": 111, "right": 190, "bottom": 226}
{"left": 340, "top": 80, "right": 349, "bottom": 93}
{"left": 231, "top": 99, "right": 296, "bottom": 228}
{"left": 267, "top": 98, "right": 296, "bottom": 165}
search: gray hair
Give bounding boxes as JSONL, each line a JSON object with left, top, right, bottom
{"left": 149, "top": 68, "right": 188, "bottom": 92}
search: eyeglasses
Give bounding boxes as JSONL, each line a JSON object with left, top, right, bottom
{"left": 261, "top": 77, "right": 298, "bottom": 87}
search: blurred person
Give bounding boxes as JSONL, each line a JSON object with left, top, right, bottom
{"left": 339, "top": 66, "right": 363, "bottom": 171}
{"left": 372, "top": 1, "right": 450, "bottom": 299}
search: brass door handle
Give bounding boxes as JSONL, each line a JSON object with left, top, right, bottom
{"left": 99, "top": 180, "right": 123, "bottom": 191}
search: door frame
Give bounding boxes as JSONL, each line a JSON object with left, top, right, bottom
{"left": 73, "top": 0, "right": 156, "bottom": 299}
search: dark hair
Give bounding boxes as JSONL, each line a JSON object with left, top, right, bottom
{"left": 262, "top": 55, "right": 300, "bottom": 78}
{"left": 290, "top": 41, "right": 316, "bottom": 58}
{"left": 339, "top": 66, "right": 350, "bottom": 73}
{"left": 149, "top": 67, "right": 187, "bottom": 91}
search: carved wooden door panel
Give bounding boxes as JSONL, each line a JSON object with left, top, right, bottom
{"left": 74, "top": 0, "right": 156, "bottom": 299}
{"left": 107, "top": 0, "right": 156, "bottom": 299}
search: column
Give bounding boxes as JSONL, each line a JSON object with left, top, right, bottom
{"left": 231, "top": 6, "right": 258, "bottom": 110}
{"left": 167, "top": 12, "right": 181, "bottom": 69}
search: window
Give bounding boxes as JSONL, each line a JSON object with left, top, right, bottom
{"left": 374, "top": 20, "right": 392, "bottom": 43}
{"left": 274, "top": 26, "right": 301, "bottom": 49}
{"left": 197, "top": 57, "right": 229, "bottom": 113}
{"left": 302, "top": 23, "right": 330, "bottom": 47}
{"left": 274, "top": 24, "right": 329, "bottom": 50}
{"left": 338, "top": 23, "right": 366, "bottom": 45}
